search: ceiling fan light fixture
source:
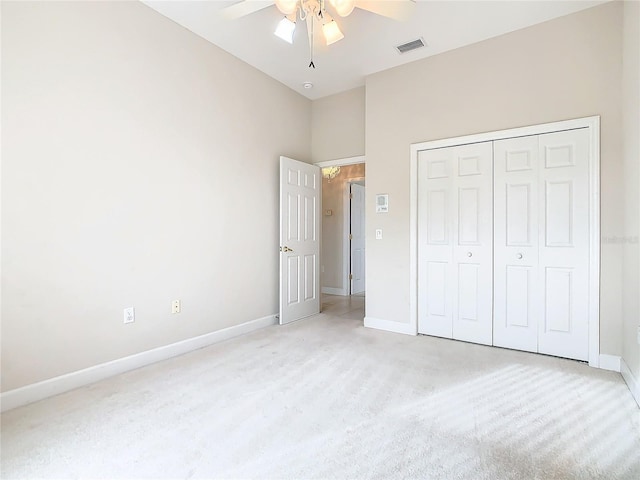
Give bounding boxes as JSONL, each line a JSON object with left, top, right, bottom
{"left": 329, "top": 0, "right": 355, "bottom": 17}
{"left": 274, "top": 0, "right": 298, "bottom": 15}
{"left": 322, "top": 20, "right": 344, "bottom": 45}
{"left": 275, "top": 16, "right": 296, "bottom": 44}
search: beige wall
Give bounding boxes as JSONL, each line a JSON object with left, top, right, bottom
{"left": 1, "top": 1, "right": 311, "bottom": 391}
{"left": 321, "top": 164, "right": 366, "bottom": 292}
{"left": 622, "top": 0, "right": 640, "bottom": 379}
{"left": 312, "top": 87, "right": 365, "bottom": 162}
{"left": 365, "top": 2, "right": 624, "bottom": 355}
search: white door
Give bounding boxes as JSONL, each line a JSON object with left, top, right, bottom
{"left": 493, "top": 129, "right": 590, "bottom": 361}
{"left": 537, "top": 129, "right": 590, "bottom": 361}
{"left": 279, "top": 156, "right": 321, "bottom": 325}
{"left": 493, "top": 135, "right": 540, "bottom": 352}
{"left": 418, "top": 142, "right": 493, "bottom": 345}
{"left": 418, "top": 147, "right": 453, "bottom": 338}
{"left": 350, "top": 183, "right": 366, "bottom": 294}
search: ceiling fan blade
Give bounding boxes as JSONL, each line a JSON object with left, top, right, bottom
{"left": 221, "top": 1, "right": 275, "bottom": 20}
{"left": 355, "top": 0, "right": 416, "bottom": 21}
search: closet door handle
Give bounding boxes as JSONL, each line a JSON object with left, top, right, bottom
{"left": 467, "top": 252, "right": 472, "bottom": 258}
{"left": 517, "top": 253, "right": 523, "bottom": 259}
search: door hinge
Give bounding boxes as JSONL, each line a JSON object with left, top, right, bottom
{"left": 349, "top": 274, "right": 353, "bottom": 280}
{"left": 349, "top": 193, "right": 353, "bottom": 199}
{"left": 349, "top": 234, "right": 353, "bottom": 240}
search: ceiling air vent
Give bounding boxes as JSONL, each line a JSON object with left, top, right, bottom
{"left": 395, "top": 38, "right": 425, "bottom": 54}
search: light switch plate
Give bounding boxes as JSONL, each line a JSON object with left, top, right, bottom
{"left": 375, "top": 229, "right": 383, "bottom": 240}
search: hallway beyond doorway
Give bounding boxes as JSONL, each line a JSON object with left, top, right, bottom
{"left": 321, "top": 294, "right": 364, "bottom": 320}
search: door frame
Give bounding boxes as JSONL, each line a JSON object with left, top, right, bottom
{"left": 409, "top": 116, "right": 601, "bottom": 367}
{"left": 315, "top": 156, "right": 366, "bottom": 297}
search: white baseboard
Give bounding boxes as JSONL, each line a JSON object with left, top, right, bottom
{"left": 364, "top": 316, "right": 416, "bottom": 336}
{"left": 0, "top": 314, "right": 277, "bottom": 413}
{"left": 598, "top": 354, "right": 621, "bottom": 372}
{"left": 322, "top": 287, "right": 348, "bottom": 296}
{"left": 620, "top": 357, "right": 640, "bottom": 408}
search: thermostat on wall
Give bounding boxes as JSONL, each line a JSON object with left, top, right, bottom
{"left": 376, "top": 194, "right": 389, "bottom": 213}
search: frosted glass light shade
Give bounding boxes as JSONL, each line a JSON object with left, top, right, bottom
{"left": 329, "top": 0, "right": 355, "bottom": 17}
{"left": 275, "top": 0, "right": 298, "bottom": 15}
{"left": 322, "top": 166, "right": 341, "bottom": 179}
{"left": 322, "top": 20, "right": 344, "bottom": 45}
{"left": 275, "top": 17, "right": 296, "bottom": 44}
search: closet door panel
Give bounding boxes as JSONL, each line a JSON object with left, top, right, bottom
{"left": 418, "top": 148, "right": 454, "bottom": 338}
{"left": 505, "top": 266, "right": 533, "bottom": 327}
{"left": 452, "top": 142, "right": 493, "bottom": 346}
{"left": 538, "top": 129, "right": 590, "bottom": 361}
{"left": 493, "top": 136, "right": 539, "bottom": 352}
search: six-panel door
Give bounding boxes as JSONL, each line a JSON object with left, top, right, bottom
{"left": 493, "top": 135, "right": 540, "bottom": 353}
{"left": 417, "top": 142, "right": 494, "bottom": 346}
{"left": 419, "top": 128, "right": 591, "bottom": 361}
{"left": 537, "top": 129, "right": 590, "bottom": 361}
{"left": 279, "top": 157, "right": 320, "bottom": 325}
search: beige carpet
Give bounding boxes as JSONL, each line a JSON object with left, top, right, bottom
{"left": 2, "top": 295, "right": 639, "bottom": 479}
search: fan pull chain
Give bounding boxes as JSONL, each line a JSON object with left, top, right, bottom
{"left": 308, "top": 12, "right": 315, "bottom": 68}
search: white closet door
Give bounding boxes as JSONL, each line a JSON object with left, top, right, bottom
{"left": 418, "top": 142, "right": 493, "bottom": 345}
{"left": 452, "top": 143, "right": 493, "bottom": 345}
{"left": 537, "top": 129, "right": 590, "bottom": 361}
{"left": 494, "top": 129, "right": 590, "bottom": 361}
{"left": 418, "top": 147, "right": 454, "bottom": 338}
{"left": 493, "top": 136, "right": 540, "bottom": 352}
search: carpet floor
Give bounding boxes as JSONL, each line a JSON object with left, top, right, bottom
{"left": 1, "top": 295, "right": 639, "bottom": 479}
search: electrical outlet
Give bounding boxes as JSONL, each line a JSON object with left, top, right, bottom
{"left": 172, "top": 300, "right": 181, "bottom": 314}
{"left": 124, "top": 307, "right": 135, "bottom": 324}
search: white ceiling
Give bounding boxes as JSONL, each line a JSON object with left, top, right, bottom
{"left": 143, "top": 0, "right": 607, "bottom": 100}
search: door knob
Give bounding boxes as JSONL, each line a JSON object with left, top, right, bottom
{"left": 517, "top": 253, "right": 523, "bottom": 259}
{"left": 467, "top": 252, "right": 472, "bottom": 257}
{"left": 280, "top": 246, "right": 293, "bottom": 253}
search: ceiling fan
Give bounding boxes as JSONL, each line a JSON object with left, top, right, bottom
{"left": 222, "top": 0, "right": 416, "bottom": 68}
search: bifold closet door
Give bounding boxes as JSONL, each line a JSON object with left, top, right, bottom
{"left": 418, "top": 142, "right": 493, "bottom": 345}
{"left": 493, "top": 129, "right": 590, "bottom": 361}
{"left": 537, "top": 129, "right": 590, "bottom": 360}
{"left": 493, "top": 136, "right": 540, "bottom": 353}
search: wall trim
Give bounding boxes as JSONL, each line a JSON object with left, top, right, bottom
{"left": 408, "top": 115, "right": 601, "bottom": 365}
{"left": 620, "top": 358, "right": 640, "bottom": 408}
{"left": 364, "top": 316, "right": 417, "bottom": 335}
{"left": 0, "top": 314, "right": 277, "bottom": 412}
{"left": 314, "top": 155, "right": 366, "bottom": 168}
{"left": 322, "top": 287, "right": 348, "bottom": 296}
{"left": 599, "top": 354, "right": 621, "bottom": 372}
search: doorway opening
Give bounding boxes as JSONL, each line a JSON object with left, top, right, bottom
{"left": 316, "top": 158, "right": 366, "bottom": 319}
